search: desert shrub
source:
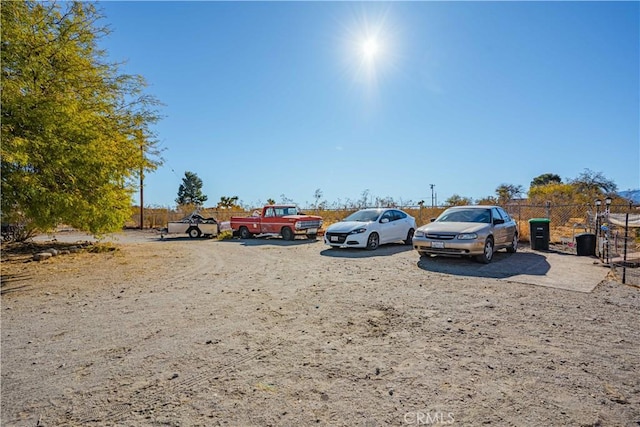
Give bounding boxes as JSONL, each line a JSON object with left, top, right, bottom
{"left": 217, "top": 230, "right": 234, "bottom": 240}
{"left": 86, "top": 243, "right": 118, "bottom": 253}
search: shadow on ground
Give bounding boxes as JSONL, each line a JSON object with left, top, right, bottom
{"left": 320, "top": 243, "right": 414, "bottom": 258}
{"left": 1, "top": 273, "right": 32, "bottom": 295}
{"left": 417, "top": 250, "right": 551, "bottom": 279}
{"left": 217, "top": 237, "right": 321, "bottom": 247}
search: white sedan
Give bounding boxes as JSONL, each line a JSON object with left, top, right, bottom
{"left": 324, "top": 208, "right": 417, "bottom": 250}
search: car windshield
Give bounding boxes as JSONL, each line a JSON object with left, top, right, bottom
{"left": 436, "top": 208, "right": 491, "bottom": 224}
{"left": 343, "top": 210, "right": 381, "bottom": 222}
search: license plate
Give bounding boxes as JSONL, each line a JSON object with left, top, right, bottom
{"left": 307, "top": 228, "right": 318, "bottom": 234}
{"left": 431, "top": 241, "right": 444, "bottom": 249}
{"left": 330, "top": 236, "right": 339, "bottom": 242}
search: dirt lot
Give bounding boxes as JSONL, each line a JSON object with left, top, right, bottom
{"left": 2, "top": 231, "right": 639, "bottom": 426}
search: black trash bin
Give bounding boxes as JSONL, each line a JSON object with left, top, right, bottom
{"left": 529, "top": 218, "right": 550, "bottom": 250}
{"left": 575, "top": 233, "right": 596, "bottom": 256}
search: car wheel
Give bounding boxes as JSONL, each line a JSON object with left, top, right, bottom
{"left": 281, "top": 227, "right": 294, "bottom": 241}
{"left": 506, "top": 233, "right": 518, "bottom": 253}
{"left": 366, "top": 232, "right": 379, "bottom": 250}
{"left": 239, "top": 227, "right": 252, "bottom": 239}
{"left": 188, "top": 227, "right": 201, "bottom": 239}
{"left": 476, "top": 237, "right": 494, "bottom": 263}
{"left": 404, "top": 228, "right": 415, "bottom": 245}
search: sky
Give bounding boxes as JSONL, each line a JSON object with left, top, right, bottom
{"left": 97, "top": 1, "right": 639, "bottom": 209}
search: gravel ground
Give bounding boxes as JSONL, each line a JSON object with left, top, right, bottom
{"left": 2, "top": 230, "right": 639, "bottom": 426}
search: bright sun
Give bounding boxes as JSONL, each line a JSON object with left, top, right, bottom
{"left": 338, "top": 7, "right": 400, "bottom": 90}
{"left": 362, "top": 38, "right": 379, "bottom": 60}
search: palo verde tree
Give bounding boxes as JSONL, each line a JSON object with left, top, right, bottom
{"left": 176, "top": 171, "right": 208, "bottom": 207}
{"left": 1, "top": 1, "right": 162, "bottom": 235}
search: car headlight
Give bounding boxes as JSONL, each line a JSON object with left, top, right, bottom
{"left": 348, "top": 228, "right": 367, "bottom": 235}
{"left": 414, "top": 230, "right": 426, "bottom": 238}
{"left": 457, "top": 233, "right": 478, "bottom": 240}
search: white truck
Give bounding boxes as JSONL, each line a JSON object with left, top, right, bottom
{"left": 164, "top": 212, "right": 218, "bottom": 238}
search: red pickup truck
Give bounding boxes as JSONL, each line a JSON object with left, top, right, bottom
{"left": 230, "top": 205, "right": 323, "bottom": 240}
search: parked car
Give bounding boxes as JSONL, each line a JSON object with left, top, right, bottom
{"left": 412, "top": 205, "right": 518, "bottom": 263}
{"left": 324, "top": 208, "right": 417, "bottom": 250}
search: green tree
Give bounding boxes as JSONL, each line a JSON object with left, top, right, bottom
{"left": 530, "top": 173, "right": 562, "bottom": 188}
{"left": 176, "top": 171, "right": 207, "bottom": 206}
{"left": 528, "top": 183, "right": 580, "bottom": 204}
{"left": 1, "top": 1, "right": 162, "bottom": 235}
{"left": 217, "top": 196, "right": 239, "bottom": 209}
{"left": 495, "top": 184, "right": 524, "bottom": 205}
{"left": 569, "top": 169, "right": 617, "bottom": 195}
{"left": 444, "top": 194, "right": 473, "bottom": 206}
{"left": 476, "top": 196, "right": 498, "bottom": 205}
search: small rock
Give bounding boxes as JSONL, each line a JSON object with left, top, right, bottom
{"left": 33, "top": 252, "right": 52, "bottom": 261}
{"left": 46, "top": 248, "right": 59, "bottom": 256}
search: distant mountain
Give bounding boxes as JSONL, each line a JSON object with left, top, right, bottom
{"left": 618, "top": 189, "right": 640, "bottom": 204}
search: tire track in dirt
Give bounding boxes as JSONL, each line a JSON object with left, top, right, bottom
{"left": 72, "top": 338, "right": 286, "bottom": 424}
{"left": 68, "top": 240, "right": 339, "bottom": 424}
{"left": 70, "top": 298, "right": 346, "bottom": 425}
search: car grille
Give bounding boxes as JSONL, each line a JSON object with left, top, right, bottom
{"left": 430, "top": 248, "right": 467, "bottom": 254}
{"left": 326, "top": 232, "right": 347, "bottom": 243}
{"left": 298, "top": 220, "right": 322, "bottom": 229}
{"left": 425, "top": 233, "right": 457, "bottom": 240}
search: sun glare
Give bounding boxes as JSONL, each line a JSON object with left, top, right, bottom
{"left": 362, "top": 38, "right": 379, "bottom": 61}
{"left": 337, "top": 5, "right": 400, "bottom": 92}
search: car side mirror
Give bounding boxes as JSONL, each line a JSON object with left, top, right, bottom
{"left": 493, "top": 218, "right": 505, "bottom": 225}
{"left": 380, "top": 218, "right": 390, "bottom": 224}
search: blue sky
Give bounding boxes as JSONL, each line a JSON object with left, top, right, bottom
{"left": 98, "top": 1, "right": 639, "bottom": 209}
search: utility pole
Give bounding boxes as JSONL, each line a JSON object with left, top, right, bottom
{"left": 430, "top": 184, "right": 435, "bottom": 208}
{"left": 139, "top": 144, "right": 144, "bottom": 230}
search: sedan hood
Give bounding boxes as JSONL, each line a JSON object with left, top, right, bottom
{"left": 327, "top": 221, "right": 372, "bottom": 233}
{"left": 420, "top": 222, "right": 488, "bottom": 234}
